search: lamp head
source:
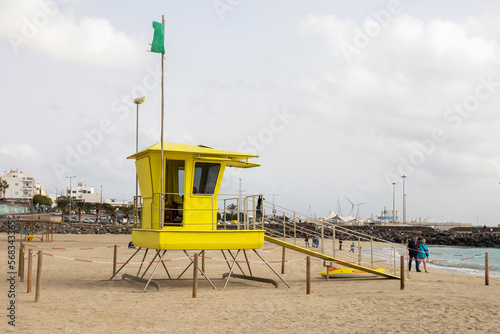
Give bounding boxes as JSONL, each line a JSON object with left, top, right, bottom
{"left": 134, "top": 96, "right": 146, "bottom": 104}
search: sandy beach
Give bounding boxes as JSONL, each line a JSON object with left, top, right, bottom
{"left": 2, "top": 233, "right": 499, "bottom": 334}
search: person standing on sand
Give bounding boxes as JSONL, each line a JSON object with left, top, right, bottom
{"left": 417, "top": 238, "right": 429, "bottom": 273}
{"left": 407, "top": 236, "right": 421, "bottom": 272}
{"left": 339, "top": 237, "right": 343, "bottom": 250}
{"left": 350, "top": 242, "right": 355, "bottom": 253}
{"left": 305, "top": 234, "right": 309, "bottom": 247}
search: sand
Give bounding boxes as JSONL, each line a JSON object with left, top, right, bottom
{"left": 1, "top": 233, "right": 499, "bottom": 333}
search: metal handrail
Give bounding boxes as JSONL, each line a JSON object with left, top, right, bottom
{"left": 257, "top": 199, "right": 406, "bottom": 275}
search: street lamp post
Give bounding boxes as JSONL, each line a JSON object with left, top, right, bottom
{"left": 269, "top": 193, "right": 278, "bottom": 220}
{"left": 66, "top": 176, "right": 76, "bottom": 217}
{"left": 392, "top": 182, "right": 396, "bottom": 224}
{"left": 237, "top": 178, "right": 247, "bottom": 224}
{"left": 401, "top": 175, "right": 406, "bottom": 225}
{"left": 133, "top": 96, "right": 145, "bottom": 228}
{"left": 238, "top": 178, "right": 242, "bottom": 225}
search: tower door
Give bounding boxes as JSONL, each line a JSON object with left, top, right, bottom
{"left": 184, "top": 161, "right": 223, "bottom": 230}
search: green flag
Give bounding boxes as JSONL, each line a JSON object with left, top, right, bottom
{"left": 151, "top": 21, "right": 165, "bottom": 56}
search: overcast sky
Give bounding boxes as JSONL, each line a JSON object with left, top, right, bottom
{"left": 1, "top": 0, "right": 500, "bottom": 225}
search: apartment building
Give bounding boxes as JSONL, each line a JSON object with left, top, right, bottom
{"left": 0, "top": 169, "right": 35, "bottom": 200}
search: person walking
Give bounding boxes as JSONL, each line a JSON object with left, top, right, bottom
{"left": 339, "top": 237, "right": 343, "bottom": 251}
{"left": 407, "top": 236, "right": 421, "bottom": 272}
{"left": 350, "top": 242, "right": 355, "bottom": 253}
{"left": 304, "top": 234, "right": 309, "bottom": 247}
{"left": 418, "top": 238, "right": 429, "bottom": 273}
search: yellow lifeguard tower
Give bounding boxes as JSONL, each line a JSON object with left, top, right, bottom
{"left": 111, "top": 142, "right": 289, "bottom": 291}
{"left": 129, "top": 142, "right": 265, "bottom": 250}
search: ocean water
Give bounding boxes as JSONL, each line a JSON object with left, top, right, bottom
{"left": 426, "top": 245, "right": 500, "bottom": 277}
{"left": 387, "top": 245, "right": 499, "bottom": 277}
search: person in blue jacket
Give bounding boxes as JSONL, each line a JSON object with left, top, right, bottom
{"left": 417, "top": 238, "right": 429, "bottom": 273}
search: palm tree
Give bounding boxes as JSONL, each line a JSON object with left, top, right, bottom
{"left": 226, "top": 203, "right": 237, "bottom": 221}
{"left": 227, "top": 203, "right": 237, "bottom": 214}
{"left": 83, "top": 202, "right": 95, "bottom": 221}
{"left": 0, "top": 180, "right": 9, "bottom": 198}
{"left": 74, "top": 201, "right": 86, "bottom": 223}
{"left": 94, "top": 202, "right": 102, "bottom": 222}
{"left": 55, "top": 196, "right": 69, "bottom": 222}
{"left": 118, "top": 205, "right": 134, "bottom": 225}
{"left": 102, "top": 203, "right": 116, "bottom": 224}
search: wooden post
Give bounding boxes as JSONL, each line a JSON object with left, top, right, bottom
{"left": 324, "top": 261, "right": 333, "bottom": 283}
{"left": 193, "top": 253, "right": 198, "bottom": 298}
{"left": 51, "top": 223, "right": 54, "bottom": 241}
{"left": 18, "top": 243, "right": 24, "bottom": 280}
{"left": 201, "top": 250, "right": 206, "bottom": 273}
{"left": 320, "top": 225, "right": 324, "bottom": 254}
{"left": 281, "top": 246, "right": 286, "bottom": 274}
{"left": 19, "top": 243, "right": 25, "bottom": 282}
{"left": 332, "top": 226, "right": 336, "bottom": 258}
{"left": 27, "top": 249, "right": 33, "bottom": 293}
{"left": 35, "top": 250, "right": 43, "bottom": 302}
{"left": 485, "top": 252, "right": 489, "bottom": 286}
{"left": 406, "top": 243, "right": 409, "bottom": 278}
{"left": 393, "top": 246, "right": 396, "bottom": 274}
{"left": 283, "top": 212, "right": 286, "bottom": 241}
{"left": 252, "top": 196, "right": 256, "bottom": 229}
{"left": 293, "top": 213, "right": 296, "bottom": 245}
{"left": 400, "top": 255, "right": 405, "bottom": 290}
{"left": 358, "top": 237, "right": 361, "bottom": 265}
{"left": 113, "top": 245, "right": 117, "bottom": 276}
{"left": 370, "top": 238, "right": 374, "bottom": 269}
{"left": 306, "top": 256, "right": 311, "bottom": 295}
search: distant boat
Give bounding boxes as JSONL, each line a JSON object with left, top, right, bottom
{"left": 319, "top": 267, "right": 386, "bottom": 278}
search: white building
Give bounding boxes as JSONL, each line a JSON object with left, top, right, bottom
{"left": 0, "top": 169, "right": 35, "bottom": 200}
{"left": 104, "top": 199, "right": 133, "bottom": 207}
{"left": 66, "top": 182, "right": 101, "bottom": 203}
{"left": 35, "top": 183, "right": 47, "bottom": 196}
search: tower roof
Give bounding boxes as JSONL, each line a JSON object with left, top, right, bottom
{"left": 127, "top": 142, "right": 260, "bottom": 168}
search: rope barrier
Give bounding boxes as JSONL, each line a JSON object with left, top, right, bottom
{"left": 427, "top": 253, "right": 485, "bottom": 263}
{"left": 18, "top": 242, "right": 485, "bottom": 268}
{"left": 21, "top": 243, "right": 121, "bottom": 251}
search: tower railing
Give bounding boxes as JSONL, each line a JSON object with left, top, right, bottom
{"left": 142, "top": 193, "right": 407, "bottom": 276}
{"left": 254, "top": 199, "right": 407, "bottom": 276}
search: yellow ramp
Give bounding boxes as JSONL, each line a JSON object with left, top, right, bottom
{"left": 264, "top": 236, "right": 400, "bottom": 280}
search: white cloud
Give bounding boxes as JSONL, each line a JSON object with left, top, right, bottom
{"left": 0, "top": 144, "right": 44, "bottom": 171}
{"left": 292, "top": 12, "right": 500, "bottom": 221}
{"left": 1, "top": 0, "right": 148, "bottom": 69}
{"left": 296, "top": 13, "right": 500, "bottom": 123}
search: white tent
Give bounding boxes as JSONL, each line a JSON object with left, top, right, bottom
{"left": 324, "top": 210, "right": 340, "bottom": 220}
{"left": 339, "top": 215, "right": 356, "bottom": 223}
